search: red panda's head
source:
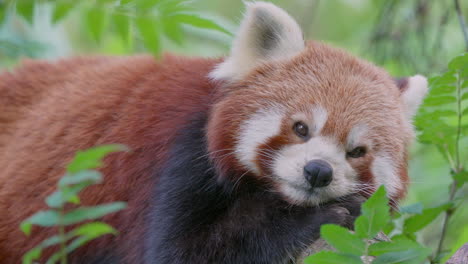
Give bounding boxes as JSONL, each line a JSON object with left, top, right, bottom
{"left": 207, "top": 2, "right": 428, "bottom": 205}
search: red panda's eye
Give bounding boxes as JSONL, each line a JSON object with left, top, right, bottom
{"left": 293, "top": 122, "right": 309, "bottom": 138}
{"left": 347, "top": 146, "right": 367, "bottom": 158}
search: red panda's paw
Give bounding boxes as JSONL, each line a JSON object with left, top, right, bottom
{"left": 321, "top": 194, "right": 366, "bottom": 229}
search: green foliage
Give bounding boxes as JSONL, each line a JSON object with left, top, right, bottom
{"left": 0, "top": 0, "right": 231, "bottom": 57}
{"left": 20, "top": 145, "right": 128, "bottom": 264}
{"left": 307, "top": 53, "right": 468, "bottom": 263}
{"left": 306, "top": 187, "right": 432, "bottom": 264}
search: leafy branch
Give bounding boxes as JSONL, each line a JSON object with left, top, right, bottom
{"left": 0, "top": 0, "right": 232, "bottom": 56}
{"left": 21, "top": 144, "right": 128, "bottom": 264}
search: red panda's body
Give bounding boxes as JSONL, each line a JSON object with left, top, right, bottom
{"left": 0, "top": 2, "right": 428, "bottom": 263}
{"left": 0, "top": 55, "right": 219, "bottom": 262}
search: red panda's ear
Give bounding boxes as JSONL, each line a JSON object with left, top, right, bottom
{"left": 396, "top": 75, "right": 428, "bottom": 119}
{"left": 210, "top": 2, "right": 305, "bottom": 81}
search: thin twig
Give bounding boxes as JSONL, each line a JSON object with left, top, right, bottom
{"left": 454, "top": 0, "right": 468, "bottom": 51}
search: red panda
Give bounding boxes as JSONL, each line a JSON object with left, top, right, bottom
{"left": 0, "top": 2, "right": 428, "bottom": 263}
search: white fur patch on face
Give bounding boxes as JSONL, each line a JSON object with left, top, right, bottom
{"left": 236, "top": 108, "right": 284, "bottom": 174}
{"left": 402, "top": 75, "right": 428, "bottom": 118}
{"left": 273, "top": 136, "right": 357, "bottom": 205}
{"left": 371, "top": 155, "right": 401, "bottom": 197}
{"left": 209, "top": 2, "right": 305, "bottom": 81}
{"left": 311, "top": 106, "right": 328, "bottom": 135}
{"left": 346, "top": 123, "right": 370, "bottom": 149}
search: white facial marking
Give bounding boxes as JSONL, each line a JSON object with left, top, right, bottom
{"left": 371, "top": 155, "right": 401, "bottom": 197}
{"left": 347, "top": 123, "right": 370, "bottom": 149}
{"left": 311, "top": 106, "right": 328, "bottom": 135}
{"left": 209, "top": 2, "right": 305, "bottom": 80}
{"left": 402, "top": 75, "right": 428, "bottom": 118}
{"left": 273, "top": 136, "right": 357, "bottom": 205}
{"left": 236, "top": 108, "right": 284, "bottom": 174}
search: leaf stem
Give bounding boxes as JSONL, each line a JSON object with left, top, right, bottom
{"left": 434, "top": 68, "right": 463, "bottom": 260}
{"left": 58, "top": 207, "right": 67, "bottom": 264}
{"left": 454, "top": 0, "right": 468, "bottom": 51}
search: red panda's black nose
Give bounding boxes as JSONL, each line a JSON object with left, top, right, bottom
{"left": 303, "top": 160, "right": 333, "bottom": 188}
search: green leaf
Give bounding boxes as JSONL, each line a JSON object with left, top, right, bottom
{"left": 368, "top": 237, "right": 423, "bottom": 256}
{"left": 52, "top": 2, "right": 74, "bottom": 23}
{"left": 372, "top": 248, "right": 432, "bottom": 264}
{"left": 454, "top": 170, "right": 468, "bottom": 187}
{"left": 461, "top": 92, "right": 468, "bottom": 101}
{"left": 163, "top": 20, "right": 184, "bottom": 44}
{"left": 120, "top": 0, "right": 136, "bottom": 4}
{"left": 22, "top": 247, "right": 42, "bottom": 264}
{"left": 320, "top": 224, "right": 365, "bottom": 254}
{"left": 399, "top": 203, "right": 423, "bottom": 214}
{"left": 431, "top": 71, "right": 457, "bottom": 86}
{"left": 304, "top": 251, "right": 362, "bottom": 264}
{"left": 354, "top": 186, "right": 390, "bottom": 239}
{"left": 448, "top": 53, "right": 468, "bottom": 71}
{"left": 135, "top": 0, "right": 162, "bottom": 10}
{"left": 39, "top": 235, "right": 67, "bottom": 248}
{"left": 136, "top": 16, "right": 161, "bottom": 56}
{"left": 21, "top": 210, "right": 60, "bottom": 231}
{"left": 430, "top": 83, "right": 456, "bottom": 95}
{"left": 16, "top": 0, "right": 34, "bottom": 24}
{"left": 171, "top": 13, "right": 232, "bottom": 36}
{"left": 0, "top": 4, "right": 6, "bottom": 25}
{"left": 67, "top": 144, "right": 127, "bottom": 173}
{"left": 404, "top": 203, "right": 451, "bottom": 233}
{"left": 112, "top": 13, "right": 131, "bottom": 45}
{"left": 72, "top": 221, "right": 117, "bottom": 237}
{"left": 46, "top": 223, "right": 117, "bottom": 264}
{"left": 422, "top": 95, "right": 456, "bottom": 107}
{"left": 20, "top": 221, "right": 32, "bottom": 236}
{"left": 62, "top": 202, "right": 126, "bottom": 225}
{"left": 59, "top": 170, "right": 103, "bottom": 186}
{"left": 85, "top": 8, "right": 107, "bottom": 42}
{"left": 46, "top": 182, "right": 92, "bottom": 208}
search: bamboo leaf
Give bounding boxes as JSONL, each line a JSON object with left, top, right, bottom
{"left": 171, "top": 13, "right": 232, "bottom": 36}
{"left": 136, "top": 16, "right": 161, "bottom": 55}
{"left": 163, "top": 20, "right": 184, "bottom": 44}
{"left": 85, "top": 8, "right": 107, "bottom": 42}
{"left": 16, "top": 0, "right": 34, "bottom": 24}
{"left": 52, "top": 2, "right": 74, "bottom": 23}
{"left": 112, "top": 13, "right": 131, "bottom": 45}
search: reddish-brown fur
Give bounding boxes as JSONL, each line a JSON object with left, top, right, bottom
{"left": 0, "top": 41, "right": 412, "bottom": 263}
{"left": 0, "top": 55, "right": 220, "bottom": 263}
{"left": 207, "top": 42, "right": 412, "bottom": 201}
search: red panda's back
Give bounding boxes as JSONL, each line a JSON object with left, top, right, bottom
{"left": 0, "top": 54, "right": 219, "bottom": 263}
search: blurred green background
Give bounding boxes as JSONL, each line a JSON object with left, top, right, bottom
{"left": 1, "top": 0, "right": 467, "bottom": 256}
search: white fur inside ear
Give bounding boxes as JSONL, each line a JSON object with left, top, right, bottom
{"left": 402, "top": 75, "right": 428, "bottom": 118}
{"left": 209, "top": 2, "right": 305, "bottom": 81}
